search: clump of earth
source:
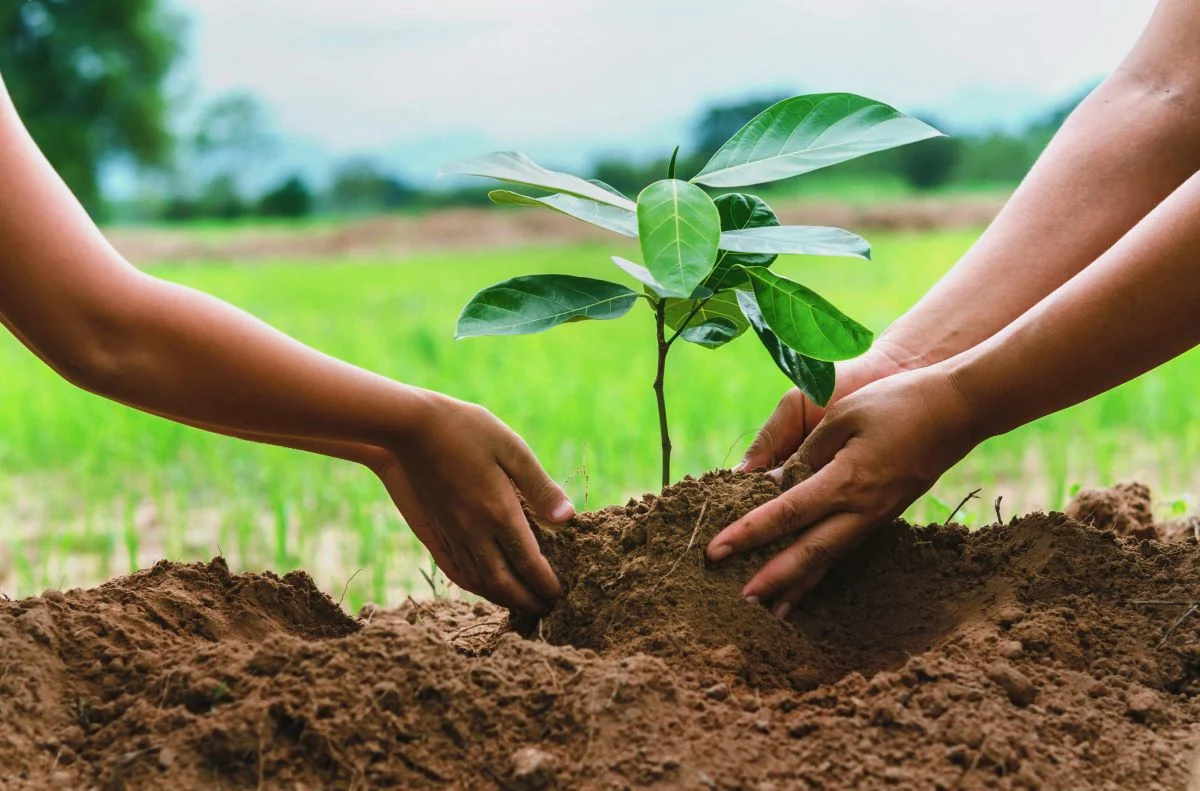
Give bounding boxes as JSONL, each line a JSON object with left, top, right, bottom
{"left": 3, "top": 473, "right": 1198, "bottom": 789}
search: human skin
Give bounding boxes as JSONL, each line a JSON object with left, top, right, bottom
{"left": 708, "top": 0, "right": 1200, "bottom": 616}
{"left": 0, "top": 72, "right": 572, "bottom": 614}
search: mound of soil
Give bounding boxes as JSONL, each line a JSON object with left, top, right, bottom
{"left": 3, "top": 474, "right": 1199, "bottom": 790}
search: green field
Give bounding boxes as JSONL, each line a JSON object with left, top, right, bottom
{"left": 2, "top": 229, "right": 1198, "bottom": 609}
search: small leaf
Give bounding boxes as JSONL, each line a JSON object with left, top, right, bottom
{"left": 637, "top": 179, "right": 721, "bottom": 298}
{"left": 692, "top": 93, "right": 943, "bottom": 188}
{"left": 681, "top": 316, "right": 742, "bottom": 348}
{"left": 611, "top": 256, "right": 678, "bottom": 297}
{"left": 739, "top": 267, "right": 872, "bottom": 361}
{"left": 736, "top": 290, "right": 835, "bottom": 405}
{"left": 664, "top": 291, "right": 749, "bottom": 349}
{"left": 490, "top": 189, "right": 637, "bottom": 237}
{"left": 667, "top": 145, "right": 680, "bottom": 179}
{"left": 706, "top": 193, "right": 779, "bottom": 290}
{"left": 442, "top": 151, "right": 636, "bottom": 210}
{"left": 456, "top": 275, "right": 639, "bottom": 338}
{"left": 720, "top": 225, "right": 870, "bottom": 259}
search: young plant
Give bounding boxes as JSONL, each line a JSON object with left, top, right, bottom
{"left": 444, "top": 94, "right": 942, "bottom": 488}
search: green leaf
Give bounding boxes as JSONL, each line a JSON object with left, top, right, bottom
{"left": 667, "top": 145, "right": 680, "bottom": 179}
{"left": 442, "top": 151, "right": 636, "bottom": 211}
{"left": 612, "top": 256, "right": 713, "bottom": 300}
{"left": 456, "top": 275, "right": 639, "bottom": 338}
{"left": 489, "top": 189, "right": 637, "bottom": 237}
{"left": 720, "top": 225, "right": 871, "bottom": 259}
{"left": 692, "top": 93, "right": 943, "bottom": 188}
{"left": 664, "top": 291, "right": 749, "bottom": 349}
{"left": 637, "top": 179, "right": 721, "bottom": 298}
{"left": 588, "top": 179, "right": 630, "bottom": 200}
{"left": 739, "top": 267, "right": 872, "bottom": 361}
{"left": 706, "top": 193, "right": 780, "bottom": 291}
{"left": 735, "top": 290, "right": 835, "bottom": 405}
{"left": 611, "top": 255, "right": 676, "bottom": 297}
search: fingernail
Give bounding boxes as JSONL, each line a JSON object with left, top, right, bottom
{"left": 733, "top": 460, "right": 747, "bottom": 472}
{"left": 551, "top": 501, "right": 575, "bottom": 522}
{"left": 744, "top": 595, "right": 760, "bottom": 605}
{"left": 773, "top": 602, "right": 792, "bottom": 619}
{"left": 708, "top": 544, "right": 732, "bottom": 562}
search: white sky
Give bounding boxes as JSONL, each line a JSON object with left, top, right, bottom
{"left": 172, "top": 0, "right": 1158, "bottom": 180}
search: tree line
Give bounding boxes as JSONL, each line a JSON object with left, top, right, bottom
{"left": 2, "top": 1, "right": 1083, "bottom": 224}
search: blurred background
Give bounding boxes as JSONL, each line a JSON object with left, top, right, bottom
{"left": 5, "top": 0, "right": 1192, "bottom": 608}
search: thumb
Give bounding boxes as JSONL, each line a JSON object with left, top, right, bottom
{"left": 740, "top": 389, "right": 813, "bottom": 471}
{"left": 501, "top": 438, "right": 575, "bottom": 523}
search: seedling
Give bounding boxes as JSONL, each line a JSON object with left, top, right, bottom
{"left": 444, "top": 94, "right": 941, "bottom": 487}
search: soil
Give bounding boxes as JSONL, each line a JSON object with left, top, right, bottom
{"left": 3, "top": 474, "right": 1199, "bottom": 790}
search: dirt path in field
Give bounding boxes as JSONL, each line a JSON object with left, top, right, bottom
{"left": 3, "top": 474, "right": 1198, "bottom": 790}
{"left": 104, "top": 196, "right": 1005, "bottom": 264}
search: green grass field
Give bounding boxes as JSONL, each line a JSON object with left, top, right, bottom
{"left": 3, "top": 229, "right": 1198, "bottom": 609}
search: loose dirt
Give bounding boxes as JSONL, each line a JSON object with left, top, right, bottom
{"left": 3, "top": 474, "right": 1198, "bottom": 790}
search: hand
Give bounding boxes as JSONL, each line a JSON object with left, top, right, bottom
{"left": 372, "top": 391, "right": 574, "bottom": 613}
{"left": 738, "top": 341, "right": 920, "bottom": 471}
{"left": 708, "top": 366, "right": 981, "bottom": 617}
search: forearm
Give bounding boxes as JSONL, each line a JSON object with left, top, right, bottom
{"left": 881, "top": 1, "right": 1200, "bottom": 367}
{"left": 948, "top": 171, "right": 1200, "bottom": 440}
{"left": 0, "top": 73, "right": 428, "bottom": 456}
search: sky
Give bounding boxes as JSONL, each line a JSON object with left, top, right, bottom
{"left": 171, "top": 0, "right": 1158, "bottom": 185}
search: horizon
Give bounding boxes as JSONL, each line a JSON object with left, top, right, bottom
{"left": 155, "top": 0, "right": 1156, "bottom": 191}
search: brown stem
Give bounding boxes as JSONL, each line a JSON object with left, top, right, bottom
{"left": 653, "top": 300, "right": 672, "bottom": 489}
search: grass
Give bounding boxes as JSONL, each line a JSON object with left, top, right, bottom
{"left": 2, "top": 229, "right": 1198, "bottom": 608}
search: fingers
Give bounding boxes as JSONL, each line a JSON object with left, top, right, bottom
{"left": 707, "top": 465, "right": 843, "bottom": 561}
{"left": 466, "top": 538, "right": 552, "bottom": 614}
{"left": 495, "top": 491, "right": 562, "bottom": 601}
{"left": 742, "top": 511, "right": 870, "bottom": 607}
{"left": 740, "top": 389, "right": 811, "bottom": 471}
{"left": 499, "top": 434, "right": 575, "bottom": 524}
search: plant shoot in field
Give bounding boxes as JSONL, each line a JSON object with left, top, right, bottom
{"left": 444, "top": 94, "right": 942, "bottom": 488}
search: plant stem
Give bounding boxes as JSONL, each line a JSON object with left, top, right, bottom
{"left": 653, "top": 299, "right": 672, "bottom": 489}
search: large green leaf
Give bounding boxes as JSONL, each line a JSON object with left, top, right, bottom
{"left": 739, "top": 267, "right": 872, "bottom": 361}
{"left": 720, "top": 225, "right": 871, "bottom": 259}
{"left": 489, "top": 189, "right": 638, "bottom": 237}
{"left": 637, "top": 179, "right": 721, "bottom": 298}
{"left": 456, "top": 275, "right": 639, "bottom": 338}
{"left": 442, "top": 151, "right": 636, "bottom": 211}
{"left": 736, "top": 290, "right": 835, "bottom": 405}
{"left": 692, "top": 94, "right": 943, "bottom": 188}
{"left": 664, "top": 291, "right": 749, "bottom": 349}
{"left": 706, "top": 193, "right": 779, "bottom": 291}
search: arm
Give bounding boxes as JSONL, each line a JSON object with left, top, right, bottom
{"left": 0, "top": 72, "right": 574, "bottom": 613}
{"left": 740, "top": 0, "right": 1200, "bottom": 470}
{"left": 708, "top": 171, "right": 1200, "bottom": 615}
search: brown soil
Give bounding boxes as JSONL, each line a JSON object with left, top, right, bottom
{"left": 104, "top": 197, "right": 1006, "bottom": 264}
{"left": 3, "top": 475, "right": 1199, "bottom": 790}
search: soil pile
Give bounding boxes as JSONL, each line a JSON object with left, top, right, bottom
{"left": 3, "top": 474, "right": 1199, "bottom": 790}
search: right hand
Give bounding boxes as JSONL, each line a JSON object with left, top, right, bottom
{"left": 371, "top": 391, "right": 573, "bottom": 614}
{"left": 738, "top": 342, "right": 919, "bottom": 471}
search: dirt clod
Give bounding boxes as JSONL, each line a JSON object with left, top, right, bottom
{"left": 2, "top": 473, "right": 1199, "bottom": 789}
{"left": 986, "top": 661, "right": 1038, "bottom": 707}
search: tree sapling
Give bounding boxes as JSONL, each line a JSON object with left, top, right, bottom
{"left": 443, "top": 94, "right": 942, "bottom": 488}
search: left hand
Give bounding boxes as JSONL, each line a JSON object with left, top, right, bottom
{"left": 706, "top": 365, "right": 981, "bottom": 618}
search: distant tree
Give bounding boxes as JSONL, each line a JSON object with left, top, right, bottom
{"left": 328, "top": 158, "right": 416, "bottom": 214}
{"left": 198, "top": 174, "right": 247, "bottom": 220}
{"left": 258, "top": 175, "right": 312, "bottom": 218}
{"left": 0, "top": 0, "right": 183, "bottom": 217}
{"left": 895, "top": 117, "right": 961, "bottom": 190}
{"left": 692, "top": 93, "right": 790, "bottom": 160}
{"left": 192, "top": 93, "right": 272, "bottom": 176}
